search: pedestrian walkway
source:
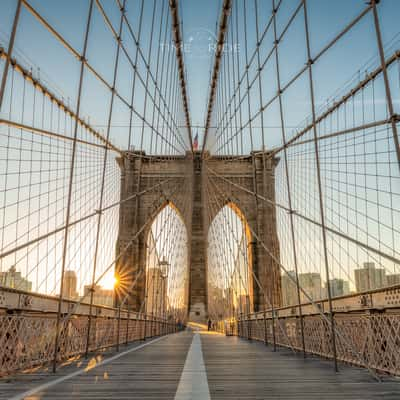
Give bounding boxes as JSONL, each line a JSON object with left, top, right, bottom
{"left": 1, "top": 329, "right": 399, "bottom": 399}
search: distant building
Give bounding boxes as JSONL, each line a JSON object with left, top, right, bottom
{"left": 299, "top": 272, "right": 324, "bottom": 303}
{"left": 282, "top": 271, "right": 326, "bottom": 305}
{"left": 281, "top": 271, "right": 298, "bottom": 306}
{"left": 62, "top": 270, "right": 78, "bottom": 300}
{"left": 354, "top": 262, "right": 387, "bottom": 292}
{"left": 327, "top": 278, "right": 350, "bottom": 297}
{"left": 84, "top": 284, "right": 114, "bottom": 307}
{"left": 386, "top": 273, "right": 400, "bottom": 286}
{"left": 0, "top": 265, "right": 32, "bottom": 292}
{"left": 146, "top": 268, "right": 167, "bottom": 316}
{"left": 208, "top": 284, "right": 225, "bottom": 318}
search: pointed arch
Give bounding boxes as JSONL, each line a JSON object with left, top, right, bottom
{"left": 144, "top": 202, "right": 189, "bottom": 325}
{"left": 206, "top": 201, "right": 254, "bottom": 321}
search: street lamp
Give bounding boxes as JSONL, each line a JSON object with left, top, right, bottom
{"left": 159, "top": 259, "right": 169, "bottom": 280}
{"left": 158, "top": 259, "right": 169, "bottom": 318}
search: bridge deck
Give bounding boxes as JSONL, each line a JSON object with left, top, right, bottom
{"left": 1, "top": 330, "right": 399, "bottom": 399}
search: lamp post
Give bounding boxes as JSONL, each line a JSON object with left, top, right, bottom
{"left": 158, "top": 259, "right": 169, "bottom": 334}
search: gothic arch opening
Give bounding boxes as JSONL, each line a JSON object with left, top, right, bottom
{"left": 145, "top": 202, "right": 188, "bottom": 324}
{"left": 207, "top": 202, "right": 254, "bottom": 323}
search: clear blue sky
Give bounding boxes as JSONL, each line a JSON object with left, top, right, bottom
{"left": 1, "top": 0, "right": 400, "bottom": 150}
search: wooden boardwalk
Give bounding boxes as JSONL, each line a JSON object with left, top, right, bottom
{"left": 0, "top": 330, "right": 399, "bottom": 399}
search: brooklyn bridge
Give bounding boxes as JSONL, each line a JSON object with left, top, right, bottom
{"left": 0, "top": 0, "right": 400, "bottom": 398}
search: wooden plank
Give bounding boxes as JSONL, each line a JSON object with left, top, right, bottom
{"left": 0, "top": 330, "right": 399, "bottom": 399}
{"left": 201, "top": 332, "right": 400, "bottom": 399}
{"left": 0, "top": 334, "right": 192, "bottom": 399}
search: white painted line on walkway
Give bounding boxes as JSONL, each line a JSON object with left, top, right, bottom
{"left": 9, "top": 335, "right": 168, "bottom": 400}
{"left": 174, "top": 333, "right": 211, "bottom": 400}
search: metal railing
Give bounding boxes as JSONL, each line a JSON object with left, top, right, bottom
{"left": 220, "top": 285, "right": 400, "bottom": 376}
{"left": 0, "top": 287, "right": 182, "bottom": 376}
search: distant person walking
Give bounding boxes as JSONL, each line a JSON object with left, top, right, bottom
{"left": 207, "top": 318, "right": 212, "bottom": 331}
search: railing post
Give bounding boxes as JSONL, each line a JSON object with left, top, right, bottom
{"left": 263, "top": 311, "right": 268, "bottom": 345}
{"left": 85, "top": 0, "right": 125, "bottom": 359}
{"left": 302, "top": 0, "right": 338, "bottom": 372}
{"left": 149, "top": 315, "right": 154, "bottom": 338}
{"left": 269, "top": 0, "right": 306, "bottom": 359}
{"left": 142, "top": 315, "right": 147, "bottom": 341}
{"left": 125, "top": 309, "right": 130, "bottom": 345}
{"left": 116, "top": 307, "right": 121, "bottom": 352}
{"left": 272, "top": 310, "right": 277, "bottom": 352}
{"left": 53, "top": 0, "right": 94, "bottom": 373}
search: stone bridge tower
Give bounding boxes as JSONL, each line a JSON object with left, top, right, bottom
{"left": 115, "top": 151, "right": 281, "bottom": 321}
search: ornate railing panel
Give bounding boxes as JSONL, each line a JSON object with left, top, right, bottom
{"left": 0, "top": 306, "right": 179, "bottom": 376}
{"left": 236, "top": 310, "right": 400, "bottom": 376}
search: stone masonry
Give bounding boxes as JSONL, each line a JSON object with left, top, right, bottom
{"left": 115, "top": 151, "right": 281, "bottom": 321}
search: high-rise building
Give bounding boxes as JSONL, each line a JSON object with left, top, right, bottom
{"left": 0, "top": 265, "right": 32, "bottom": 292}
{"left": 146, "top": 268, "right": 167, "bottom": 316}
{"left": 327, "top": 278, "right": 350, "bottom": 297}
{"left": 354, "top": 262, "right": 387, "bottom": 292}
{"left": 62, "top": 270, "right": 78, "bottom": 300}
{"left": 83, "top": 284, "right": 114, "bottom": 307}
